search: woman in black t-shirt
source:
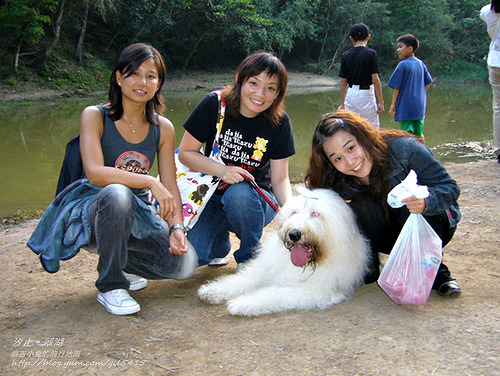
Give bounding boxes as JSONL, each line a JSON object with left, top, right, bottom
{"left": 179, "top": 51, "right": 295, "bottom": 268}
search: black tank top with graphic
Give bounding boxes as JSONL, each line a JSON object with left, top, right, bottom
{"left": 97, "top": 105, "right": 160, "bottom": 200}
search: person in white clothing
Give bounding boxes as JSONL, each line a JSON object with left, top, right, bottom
{"left": 338, "top": 23, "right": 384, "bottom": 129}
{"left": 481, "top": 0, "right": 500, "bottom": 163}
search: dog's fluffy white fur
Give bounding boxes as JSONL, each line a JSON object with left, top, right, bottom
{"left": 198, "top": 187, "right": 370, "bottom": 316}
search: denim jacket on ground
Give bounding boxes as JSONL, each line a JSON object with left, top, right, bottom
{"left": 27, "top": 179, "right": 165, "bottom": 273}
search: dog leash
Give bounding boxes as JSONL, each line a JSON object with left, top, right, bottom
{"left": 218, "top": 177, "right": 279, "bottom": 212}
{"left": 245, "top": 177, "right": 279, "bottom": 212}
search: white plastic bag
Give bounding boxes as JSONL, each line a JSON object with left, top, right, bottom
{"left": 377, "top": 170, "right": 442, "bottom": 305}
{"left": 377, "top": 213, "right": 442, "bottom": 305}
{"left": 387, "top": 169, "right": 429, "bottom": 208}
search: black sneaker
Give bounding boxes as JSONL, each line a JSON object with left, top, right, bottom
{"left": 433, "top": 263, "right": 461, "bottom": 297}
{"left": 364, "top": 269, "right": 380, "bottom": 284}
{"left": 364, "top": 254, "right": 380, "bottom": 284}
{"left": 436, "top": 280, "right": 461, "bottom": 296}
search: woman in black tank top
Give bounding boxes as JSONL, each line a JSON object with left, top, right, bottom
{"left": 78, "top": 43, "right": 196, "bottom": 315}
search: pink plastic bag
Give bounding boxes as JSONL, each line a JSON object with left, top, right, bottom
{"left": 377, "top": 213, "right": 443, "bottom": 305}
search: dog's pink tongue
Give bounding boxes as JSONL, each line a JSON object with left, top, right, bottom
{"left": 291, "top": 244, "right": 309, "bottom": 267}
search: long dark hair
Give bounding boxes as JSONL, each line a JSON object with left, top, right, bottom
{"left": 108, "top": 43, "right": 166, "bottom": 126}
{"left": 492, "top": 0, "right": 500, "bottom": 13}
{"left": 222, "top": 51, "right": 288, "bottom": 127}
{"left": 305, "top": 110, "right": 411, "bottom": 206}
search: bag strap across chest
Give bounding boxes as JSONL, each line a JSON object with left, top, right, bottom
{"left": 210, "top": 90, "right": 226, "bottom": 159}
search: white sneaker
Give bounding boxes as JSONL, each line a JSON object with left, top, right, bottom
{"left": 208, "top": 256, "right": 229, "bottom": 267}
{"left": 97, "top": 289, "right": 140, "bottom": 315}
{"left": 123, "top": 272, "right": 148, "bottom": 291}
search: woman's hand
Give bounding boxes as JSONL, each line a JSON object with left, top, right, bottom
{"left": 401, "top": 195, "right": 426, "bottom": 214}
{"left": 150, "top": 178, "right": 176, "bottom": 220}
{"left": 221, "top": 166, "right": 254, "bottom": 185}
{"left": 169, "top": 229, "right": 188, "bottom": 255}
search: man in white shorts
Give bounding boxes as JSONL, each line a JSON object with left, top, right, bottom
{"left": 338, "top": 23, "right": 384, "bottom": 128}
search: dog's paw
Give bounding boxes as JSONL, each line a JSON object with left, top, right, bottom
{"left": 226, "top": 295, "right": 271, "bottom": 317}
{"left": 226, "top": 297, "right": 254, "bottom": 316}
{"left": 197, "top": 283, "right": 227, "bottom": 305}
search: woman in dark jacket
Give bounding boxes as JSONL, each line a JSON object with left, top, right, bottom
{"left": 305, "top": 110, "right": 461, "bottom": 296}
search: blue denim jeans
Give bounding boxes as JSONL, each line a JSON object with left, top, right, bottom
{"left": 187, "top": 181, "right": 278, "bottom": 266}
{"left": 87, "top": 184, "right": 197, "bottom": 293}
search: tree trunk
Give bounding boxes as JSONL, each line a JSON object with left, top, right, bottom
{"left": 76, "top": 0, "right": 89, "bottom": 62}
{"left": 14, "top": 40, "right": 22, "bottom": 73}
{"left": 318, "top": 29, "right": 330, "bottom": 64}
{"left": 317, "top": 0, "right": 333, "bottom": 64}
{"left": 327, "top": 30, "right": 350, "bottom": 71}
{"left": 129, "top": 0, "right": 162, "bottom": 44}
{"left": 183, "top": 29, "right": 210, "bottom": 71}
{"left": 45, "top": 0, "right": 67, "bottom": 60}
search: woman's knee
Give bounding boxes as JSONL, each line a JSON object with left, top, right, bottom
{"left": 174, "top": 243, "right": 199, "bottom": 279}
{"left": 221, "top": 182, "right": 259, "bottom": 212}
{"left": 98, "top": 184, "right": 136, "bottom": 214}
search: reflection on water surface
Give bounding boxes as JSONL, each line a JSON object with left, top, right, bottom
{"left": 0, "top": 83, "right": 495, "bottom": 216}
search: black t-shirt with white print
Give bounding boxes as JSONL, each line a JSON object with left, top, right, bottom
{"left": 182, "top": 92, "right": 295, "bottom": 193}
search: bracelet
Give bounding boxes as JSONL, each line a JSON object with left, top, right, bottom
{"left": 169, "top": 223, "right": 186, "bottom": 236}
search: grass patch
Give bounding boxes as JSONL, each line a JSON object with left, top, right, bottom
{"left": 429, "top": 60, "right": 489, "bottom": 83}
{"left": 40, "top": 52, "right": 110, "bottom": 92}
{"left": 1, "top": 208, "right": 43, "bottom": 227}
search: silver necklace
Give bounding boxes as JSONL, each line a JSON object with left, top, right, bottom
{"left": 123, "top": 112, "right": 145, "bottom": 133}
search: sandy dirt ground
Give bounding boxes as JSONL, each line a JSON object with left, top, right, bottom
{"left": 0, "top": 159, "right": 499, "bottom": 376}
{"left": 1, "top": 74, "right": 499, "bottom": 375}
{"left": 0, "top": 71, "right": 340, "bottom": 102}
{"left": 163, "top": 71, "right": 341, "bottom": 94}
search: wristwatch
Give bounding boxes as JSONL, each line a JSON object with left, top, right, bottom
{"left": 169, "top": 223, "right": 187, "bottom": 236}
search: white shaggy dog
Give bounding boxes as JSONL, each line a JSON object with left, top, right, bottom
{"left": 197, "top": 187, "right": 370, "bottom": 316}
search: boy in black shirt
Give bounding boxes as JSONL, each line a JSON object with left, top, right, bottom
{"left": 338, "top": 23, "right": 384, "bottom": 128}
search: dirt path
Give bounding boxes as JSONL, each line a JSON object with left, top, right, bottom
{"left": 163, "top": 71, "right": 340, "bottom": 93}
{"left": 1, "top": 160, "right": 499, "bottom": 376}
{"left": 0, "top": 71, "right": 340, "bottom": 102}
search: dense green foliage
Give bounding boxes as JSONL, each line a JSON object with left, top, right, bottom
{"left": 0, "top": 0, "right": 491, "bottom": 90}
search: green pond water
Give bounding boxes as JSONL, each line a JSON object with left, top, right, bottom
{"left": 0, "top": 83, "right": 494, "bottom": 217}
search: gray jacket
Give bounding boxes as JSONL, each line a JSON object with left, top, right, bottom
{"left": 387, "top": 137, "right": 460, "bottom": 227}
{"left": 335, "top": 137, "right": 461, "bottom": 227}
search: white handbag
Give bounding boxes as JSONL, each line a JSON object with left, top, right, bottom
{"left": 174, "top": 90, "right": 225, "bottom": 230}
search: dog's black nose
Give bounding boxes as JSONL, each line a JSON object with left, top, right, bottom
{"left": 289, "top": 229, "right": 302, "bottom": 242}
